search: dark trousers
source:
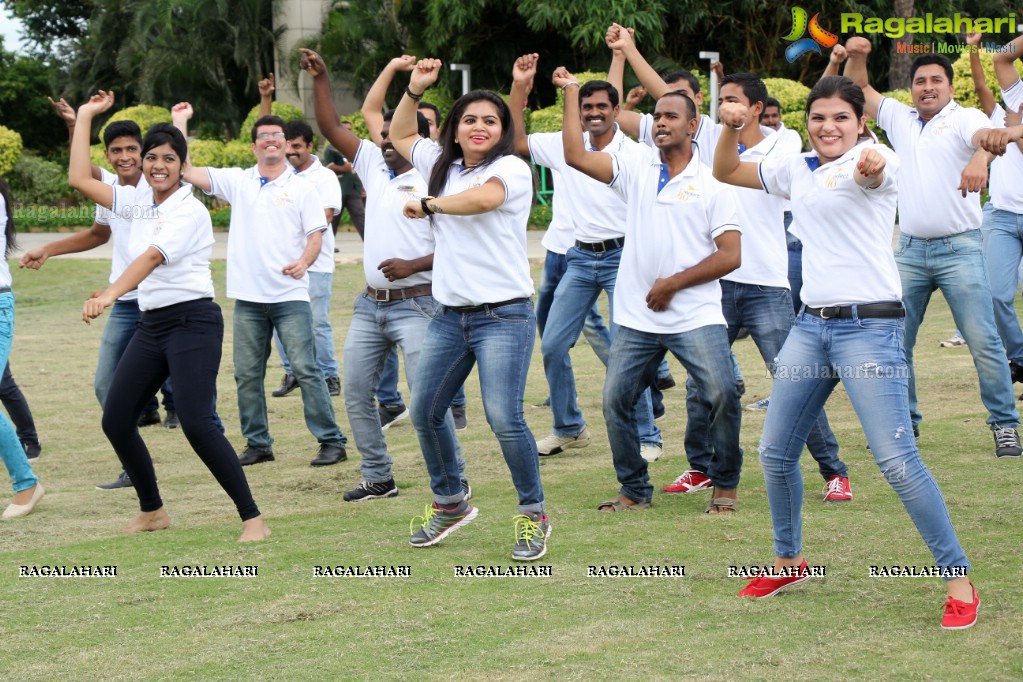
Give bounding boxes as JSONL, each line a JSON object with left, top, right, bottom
{"left": 0, "top": 363, "right": 39, "bottom": 447}
{"left": 102, "top": 299, "right": 259, "bottom": 521}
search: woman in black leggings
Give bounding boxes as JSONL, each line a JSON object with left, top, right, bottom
{"left": 70, "top": 91, "right": 269, "bottom": 541}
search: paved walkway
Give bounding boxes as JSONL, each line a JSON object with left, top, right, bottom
{"left": 18, "top": 230, "right": 552, "bottom": 265}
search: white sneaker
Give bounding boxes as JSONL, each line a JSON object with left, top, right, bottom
{"left": 536, "top": 426, "right": 591, "bottom": 456}
{"left": 939, "top": 334, "right": 967, "bottom": 348}
{"left": 640, "top": 444, "right": 663, "bottom": 463}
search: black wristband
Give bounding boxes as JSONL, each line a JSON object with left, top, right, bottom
{"left": 406, "top": 86, "right": 424, "bottom": 101}
{"left": 421, "top": 197, "right": 435, "bottom": 215}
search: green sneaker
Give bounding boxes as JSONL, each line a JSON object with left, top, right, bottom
{"left": 511, "top": 512, "right": 551, "bottom": 561}
{"left": 409, "top": 501, "right": 477, "bottom": 547}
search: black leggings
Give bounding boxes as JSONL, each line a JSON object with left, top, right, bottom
{"left": 102, "top": 299, "right": 259, "bottom": 521}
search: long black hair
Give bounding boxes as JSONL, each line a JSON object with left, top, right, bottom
{"left": 0, "top": 177, "right": 17, "bottom": 258}
{"left": 427, "top": 90, "right": 516, "bottom": 198}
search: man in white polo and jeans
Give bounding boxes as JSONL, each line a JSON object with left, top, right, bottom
{"left": 845, "top": 37, "right": 1022, "bottom": 458}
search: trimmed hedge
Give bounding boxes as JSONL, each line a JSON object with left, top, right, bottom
{"left": 763, "top": 78, "right": 811, "bottom": 114}
{"left": 240, "top": 101, "right": 305, "bottom": 138}
{"left": 99, "top": 105, "right": 172, "bottom": 141}
{"left": 7, "top": 154, "right": 75, "bottom": 206}
{"left": 0, "top": 126, "right": 24, "bottom": 177}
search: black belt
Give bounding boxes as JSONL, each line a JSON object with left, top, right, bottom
{"left": 803, "top": 302, "right": 905, "bottom": 319}
{"left": 366, "top": 284, "right": 432, "bottom": 302}
{"left": 0, "top": 287, "right": 10, "bottom": 294}
{"left": 447, "top": 297, "right": 529, "bottom": 314}
{"left": 575, "top": 237, "right": 624, "bottom": 253}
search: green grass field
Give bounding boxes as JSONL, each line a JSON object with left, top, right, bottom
{"left": 0, "top": 259, "right": 1020, "bottom": 680}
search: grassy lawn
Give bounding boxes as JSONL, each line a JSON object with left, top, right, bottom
{"left": 0, "top": 259, "right": 1020, "bottom": 680}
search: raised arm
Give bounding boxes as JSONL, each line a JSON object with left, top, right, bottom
{"left": 50, "top": 96, "right": 102, "bottom": 180}
{"left": 68, "top": 92, "right": 116, "bottom": 209}
{"left": 713, "top": 103, "right": 764, "bottom": 189}
{"left": 362, "top": 55, "right": 417, "bottom": 144}
{"left": 605, "top": 25, "right": 643, "bottom": 137}
{"left": 822, "top": 44, "right": 847, "bottom": 79}
{"left": 299, "top": 48, "right": 362, "bottom": 161}
{"left": 993, "top": 34, "right": 1023, "bottom": 91}
{"left": 558, "top": 67, "right": 614, "bottom": 183}
{"left": 390, "top": 59, "right": 442, "bottom": 162}
{"left": 609, "top": 23, "right": 670, "bottom": 99}
{"left": 966, "top": 33, "right": 996, "bottom": 116}
{"left": 19, "top": 222, "right": 112, "bottom": 269}
{"left": 509, "top": 53, "right": 538, "bottom": 158}
{"left": 843, "top": 37, "right": 883, "bottom": 120}
{"left": 257, "top": 73, "right": 274, "bottom": 117}
{"left": 171, "top": 102, "right": 193, "bottom": 138}
{"left": 82, "top": 247, "right": 164, "bottom": 324}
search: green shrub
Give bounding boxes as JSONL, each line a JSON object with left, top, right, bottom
{"left": 240, "top": 102, "right": 305, "bottom": 138}
{"left": 763, "top": 78, "right": 811, "bottom": 114}
{"left": 209, "top": 206, "right": 232, "bottom": 228}
{"left": 527, "top": 106, "right": 564, "bottom": 134}
{"left": 528, "top": 202, "right": 552, "bottom": 230}
{"left": 13, "top": 205, "right": 95, "bottom": 230}
{"left": 188, "top": 139, "right": 226, "bottom": 168}
{"left": 340, "top": 111, "right": 369, "bottom": 143}
{"left": 952, "top": 51, "right": 1023, "bottom": 111}
{"left": 221, "top": 140, "right": 254, "bottom": 168}
{"left": 0, "top": 126, "right": 24, "bottom": 177}
{"left": 555, "top": 70, "right": 608, "bottom": 108}
{"left": 89, "top": 143, "right": 110, "bottom": 171}
{"left": 781, "top": 111, "right": 808, "bottom": 150}
{"left": 99, "top": 104, "right": 172, "bottom": 140}
{"left": 421, "top": 88, "right": 453, "bottom": 126}
{"left": 7, "top": 154, "right": 76, "bottom": 206}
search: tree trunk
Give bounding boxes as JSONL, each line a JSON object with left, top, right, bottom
{"left": 889, "top": 0, "right": 915, "bottom": 90}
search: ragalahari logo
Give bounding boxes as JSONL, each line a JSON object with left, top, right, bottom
{"left": 784, "top": 7, "right": 839, "bottom": 62}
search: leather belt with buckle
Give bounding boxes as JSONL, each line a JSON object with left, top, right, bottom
{"left": 575, "top": 237, "right": 625, "bottom": 253}
{"left": 803, "top": 302, "right": 906, "bottom": 319}
{"left": 366, "top": 284, "right": 432, "bottom": 302}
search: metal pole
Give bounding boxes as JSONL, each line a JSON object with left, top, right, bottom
{"left": 699, "top": 51, "right": 720, "bottom": 123}
{"left": 450, "top": 64, "right": 472, "bottom": 96}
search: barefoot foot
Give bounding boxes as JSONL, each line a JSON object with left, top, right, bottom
{"left": 239, "top": 515, "right": 271, "bottom": 542}
{"left": 122, "top": 508, "right": 171, "bottom": 534}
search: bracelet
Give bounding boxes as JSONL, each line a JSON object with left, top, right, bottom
{"left": 420, "top": 197, "right": 435, "bottom": 215}
{"left": 561, "top": 81, "right": 581, "bottom": 90}
{"left": 729, "top": 121, "right": 746, "bottom": 131}
{"left": 405, "top": 86, "right": 424, "bottom": 101}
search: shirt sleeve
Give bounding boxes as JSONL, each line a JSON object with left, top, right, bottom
{"left": 95, "top": 204, "right": 111, "bottom": 225}
{"left": 707, "top": 183, "right": 741, "bottom": 239}
{"left": 483, "top": 156, "right": 533, "bottom": 211}
{"left": 110, "top": 184, "right": 141, "bottom": 217}
{"left": 1003, "top": 78, "right": 1023, "bottom": 112}
{"left": 527, "top": 133, "right": 566, "bottom": 170}
{"left": 298, "top": 183, "right": 328, "bottom": 235}
{"left": 204, "top": 167, "right": 242, "bottom": 203}
{"left": 410, "top": 138, "right": 442, "bottom": 185}
{"left": 958, "top": 106, "right": 993, "bottom": 148}
{"left": 313, "top": 167, "right": 343, "bottom": 214}
{"left": 607, "top": 152, "right": 631, "bottom": 202}
{"left": 151, "top": 202, "right": 212, "bottom": 266}
{"left": 875, "top": 96, "right": 912, "bottom": 144}
{"left": 638, "top": 113, "right": 656, "bottom": 147}
{"left": 757, "top": 154, "right": 794, "bottom": 199}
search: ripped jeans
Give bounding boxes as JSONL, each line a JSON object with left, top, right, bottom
{"left": 758, "top": 310, "right": 970, "bottom": 577}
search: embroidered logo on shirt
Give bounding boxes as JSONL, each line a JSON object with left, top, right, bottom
{"left": 273, "top": 191, "right": 292, "bottom": 207}
{"left": 931, "top": 119, "right": 952, "bottom": 137}
{"left": 676, "top": 184, "right": 702, "bottom": 202}
{"left": 823, "top": 167, "right": 850, "bottom": 189}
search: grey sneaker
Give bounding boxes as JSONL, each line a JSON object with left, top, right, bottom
{"left": 536, "top": 426, "right": 591, "bottom": 456}
{"left": 343, "top": 479, "right": 398, "bottom": 502}
{"left": 96, "top": 470, "right": 133, "bottom": 490}
{"left": 994, "top": 427, "right": 1022, "bottom": 458}
{"left": 409, "top": 501, "right": 477, "bottom": 547}
{"left": 512, "top": 512, "right": 551, "bottom": 561}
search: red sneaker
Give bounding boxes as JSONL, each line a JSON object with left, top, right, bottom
{"left": 941, "top": 584, "right": 980, "bottom": 630}
{"left": 823, "top": 476, "right": 853, "bottom": 503}
{"left": 661, "top": 470, "right": 712, "bottom": 494}
{"left": 737, "top": 560, "right": 812, "bottom": 598}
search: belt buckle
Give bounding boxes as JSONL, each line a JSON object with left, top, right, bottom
{"left": 591, "top": 241, "right": 606, "bottom": 253}
{"left": 374, "top": 289, "right": 391, "bottom": 302}
{"left": 820, "top": 306, "right": 835, "bottom": 319}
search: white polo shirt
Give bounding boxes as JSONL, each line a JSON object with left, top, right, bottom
{"left": 876, "top": 97, "right": 991, "bottom": 238}
{"left": 111, "top": 182, "right": 215, "bottom": 311}
{"left": 758, "top": 141, "right": 902, "bottom": 308}
{"left": 291, "top": 157, "right": 342, "bottom": 274}
{"left": 352, "top": 139, "right": 435, "bottom": 291}
{"left": 410, "top": 139, "right": 534, "bottom": 307}
{"left": 528, "top": 127, "right": 639, "bottom": 242}
{"left": 640, "top": 113, "right": 716, "bottom": 163}
{"left": 989, "top": 79, "right": 1023, "bottom": 214}
{"left": 722, "top": 131, "right": 798, "bottom": 289}
{"left": 96, "top": 168, "right": 150, "bottom": 302}
{"left": 539, "top": 172, "right": 576, "bottom": 255}
{"left": 205, "top": 166, "right": 327, "bottom": 303}
{"left": 609, "top": 144, "right": 740, "bottom": 334}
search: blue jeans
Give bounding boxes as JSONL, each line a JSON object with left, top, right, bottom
{"left": 980, "top": 203, "right": 1023, "bottom": 364}
{"left": 343, "top": 293, "right": 465, "bottom": 483}
{"left": 760, "top": 312, "right": 970, "bottom": 576}
{"left": 411, "top": 302, "right": 543, "bottom": 514}
{"left": 536, "top": 249, "right": 612, "bottom": 358}
{"left": 895, "top": 230, "right": 1019, "bottom": 429}
{"left": 95, "top": 299, "right": 171, "bottom": 414}
{"left": 786, "top": 230, "right": 803, "bottom": 314}
{"left": 605, "top": 324, "right": 741, "bottom": 503}
{"left": 274, "top": 271, "right": 339, "bottom": 377}
{"left": 685, "top": 280, "right": 846, "bottom": 480}
{"left": 376, "top": 345, "right": 468, "bottom": 408}
{"left": 0, "top": 293, "right": 37, "bottom": 494}
{"left": 541, "top": 246, "right": 660, "bottom": 445}
{"left": 233, "top": 299, "right": 346, "bottom": 451}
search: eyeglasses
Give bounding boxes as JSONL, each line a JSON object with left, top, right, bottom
{"left": 255, "top": 132, "right": 286, "bottom": 140}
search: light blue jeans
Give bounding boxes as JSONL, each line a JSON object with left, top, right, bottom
{"left": 604, "top": 324, "right": 741, "bottom": 503}
{"left": 343, "top": 293, "right": 465, "bottom": 483}
{"left": 412, "top": 301, "right": 543, "bottom": 514}
{"left": 233, "top": 299, "right": 346, "bottom": 451}
{"left": 0, "top": 292, "right": 37, "bottom": 493}
{"left": 760, "top": 311, "right": 970, "bottom": 577}
{"left": 980, "top": 202, "right": 1023, "bottom": 364}
{"left": 273, "top": 271, "right": 338, "bottom": 377}
{"left": 541, "top": 246, "right": 660, "bottom": 445}
{"left": 895, "top": 229, "right": 1018, "bottom": 429}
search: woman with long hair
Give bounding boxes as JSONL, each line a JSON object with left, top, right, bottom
{"left": 388, "top": 59, "right": 549, "bottom": 561}
{"left": 70, "top": 91, "right": 269, "bottom": 542}
{"left": 713, "top": 76, "right": 977, "bottom": 629}
{"left": 0, "top": 176, "right": 44, "bottom": 519}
